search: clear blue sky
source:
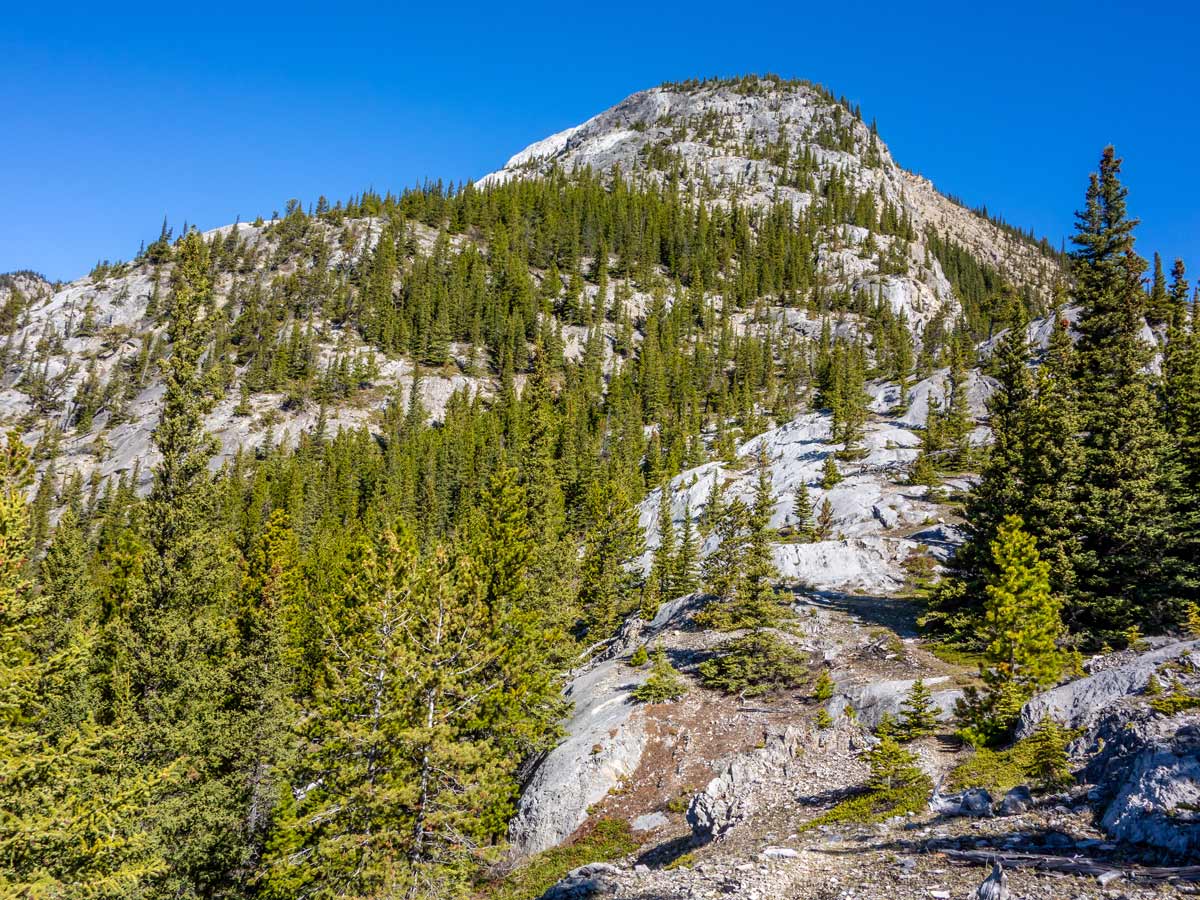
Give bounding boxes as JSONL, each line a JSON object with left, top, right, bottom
{"left": 4, "top": 0, "right": 1197, "bottom": 283}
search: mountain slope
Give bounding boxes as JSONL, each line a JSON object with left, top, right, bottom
{"left": 483, "top": 76, "right": 1063, "bottom": 331}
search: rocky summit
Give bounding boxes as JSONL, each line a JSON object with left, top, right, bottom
{"left": 3, "top": 75, "right": 1199, "bottom": 900}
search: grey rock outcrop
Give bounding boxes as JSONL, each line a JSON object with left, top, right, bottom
{"left": 688, "top": 727, "right": 808, "bottom": 840}
{"left": 828, "top": 675, "right": 961, "bottom": 729}
{"left": 1084, "top": 710, "right": 1200, "bottom": 857}
{"left": 508, "top": 594, "right": 698, "bottom": 856}
{"left": 1015, "top": 640, "right": 1200, "bottom": 738}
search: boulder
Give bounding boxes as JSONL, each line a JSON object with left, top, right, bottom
{"left": 539, "top": 863, "right": 620, "bottom": 900}
{"left": 929, "top": 783, "right": 993, "bottom": 818}
{"left": 998, "top": 785, "right": 1033, "bottom": 816}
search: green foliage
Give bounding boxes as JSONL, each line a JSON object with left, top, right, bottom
{"left": 697, "top": 631, "right": 808, "bottom": 697}
{"left": 632, "top": 645, "right": 689, "bottom": 703}
{"left": 0, "top": 432, "right": 164, "bottom": 897}
{"left": 813, "top": 669, "right": 834, "bottom": 702}
{"left": 798, "top": 783, "right": 928, "bottom": 831}
{"left": 820, "top": 454, "right": 842, "bottom": 488}
{"left": 898, "top": 678, "right": 939, "bottom": 741}
{"left": 1025, "top": 717, "right": 1074, "bottom": 790}
{"left": 630, "top": 645, "right": 649, "bottom": 667}
{"left": 791, "top": 480, "right": 816, "bottom": 542}
{"left": 945, "top": 743, "right": 1036, "bottom": 794}
{"left": 482, "top": 819, "right": 641, "bottom": 900}
{"left": 1187, "top": 603, "right": 1200, "bottom": 638}
{"left": 866, "top": 733, "right": 927, "bottom": 792}
{"left": 799, "top": 735, "right": 930, "bottom": 831}
{"left": 931, "top": 149, "right": 1200, "bottom": 650}
{"left": 1071, "top": 149, "right": 1180, "bottom": 636}
{"left": 957, "top": 515, "right": 1065, "bottom": 745}
{"left": 264, "top": 527, "right": 559, "bottom": 898}
{"left": 1150, "top": 681, "right": 1200, "bottom": 715}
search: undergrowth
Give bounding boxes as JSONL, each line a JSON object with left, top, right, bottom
{"left": 481, "top": 818, "right": 641, "bottom": 900}
{"left": 798, "top": 780, "right": 930, "bottom": 831}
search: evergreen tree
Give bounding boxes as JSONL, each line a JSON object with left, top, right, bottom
{"left": 0, "top": 432, "right": 163, "bottom": 897}
{"left": 265, "top": 528, "right": 512, "bottom": 898}
{"left": 671, "top": 501, "right": 700, "bottom": 597}
{"left": 1025, "top": 716, "right": 1073, "bottom": 791}
{"left": 702, "top": 496, "right": 750, "bottom": 605}
{"left": 1071, "top": 147, "right": 1178, "bottom": 637}
{"left": 730, "top": 446, "right": 785, "bottom": 628}
{"left": 106, "top": 231, "right": 266, "bottom": 897}
{"left": 631, "top": 644, "right": 688, "bottom": 703}
{"left": 865, "top": 733, "right": 925, "bottom": 792}
{"left": 814, "top": 496, "right": 835, "bottom": 541}
{"left": 820, "top": 453, "right": 842, "bottom": 488}
{"left": 813, "top": 669, "right": 834, "bottom": 702}
{"left": 958, "top": 515, "right": 1065, "bottom": 744}
{"left": 578, "top": 479, "right": 644, "bottom": 638}
{"left": 897, "top": 677, "right": 938, "bottom": 741}
{"left": 649, "top": 479, "right": 676, "bottom": 601}
{"left": 791, "top": 480, "right": 816, "bottom": 541}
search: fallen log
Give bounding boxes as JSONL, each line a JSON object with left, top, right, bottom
{"left": 937, "top": 848, "right": 1200, "bottom": 884}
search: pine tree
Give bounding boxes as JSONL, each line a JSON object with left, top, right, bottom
{"left": 820, "top": 453, "right": 842, "bottom": 488}
{"left": 813, "top": 669, "right": 834, "bottom": 702}
{"left": 792, "top": 480, "right": 816, "bottom": 541}
{"left": 983, "top": 516, "right": 1064, "bottom": 691}
{"left": 703, "top": 496, "right": 750, "bottom": 605}
{"left": 264, "top": 529, "right": 512, "bottom": 898}
{"left": 1071, "top": 147, "right": 1178, "bottom": 637}
{"left": 925, "top": 310, "right": 1081, "bottom": 642}
{"left": 898, "top": 677, "right": 939, "bottom": 741}
{"left": 107, "top": 230, "right": 266, "bottom": 897}
{"left": 958, "top": 515, "right": 1065, "bottom": 743}
{"left": 730, "top": 447, "right": 784, "bottom": 628}
{"left": 1025, "top": 716, "right": 1073, "bottom": 791}
{"left": 865, "top": 733, "right": 925, "bottom": 792}
{"left": 578, "top": 479, "right": 644, "bottom": 638}
{"left": 814, "top": 496, "right": 835, "bottom": 541}
{"left": 671, "top": 501, "right": 700, "bottom": 597}
{"left": 649, "top": 479, "right": 676, "bottom": 601}
{"left": 0, "top": 432, "right": 163, "bottom": 897}
{"left": 631, "top": 644, "right": 688, "bottom": 703}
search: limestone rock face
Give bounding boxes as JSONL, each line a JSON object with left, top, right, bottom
{"left": 1015, "top": 640, "right": 1200, "bottom": 738}
{"left": 507, "top": 595, "right": 699, "bottom": 856}
{"left": 1085, "top": 711, "right": 1200, "bottom": 857}
{"left": 827, "top": 675, "right": 961, "bottom": 729}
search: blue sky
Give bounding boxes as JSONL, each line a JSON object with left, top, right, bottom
{"left": 3, "top": 0, "right": 1197, "bottom": 283}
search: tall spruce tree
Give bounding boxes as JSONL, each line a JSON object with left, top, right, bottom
{"left": 1070, "top": 147, "right": 1178, "bottom": 637}
{"left": 264, "top": 528, "right": 519, "bottom": 899}
{"left": 107, "top": 230, "right": 269, "bottom": 897}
